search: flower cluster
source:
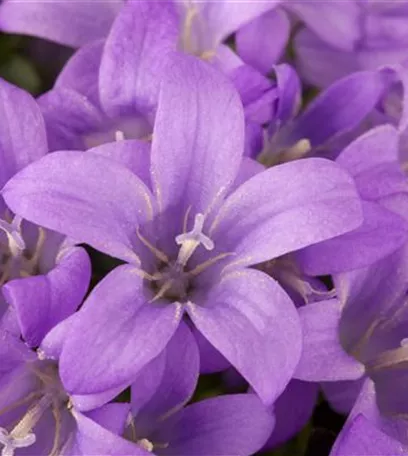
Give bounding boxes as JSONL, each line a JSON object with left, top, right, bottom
{"left": 0, "top": 1, "right": 407, "bottom": 455}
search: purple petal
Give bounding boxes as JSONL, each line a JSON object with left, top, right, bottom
{"left": 330, "top": 414, "right": 406, "bottom": 456}
{"left": 297, "top": 202, "right": 408, "bottom": 275}
{"left": 2, "top": 246, "right": 91, "bottom": 347}
{"left": 193, "top": 327, "right": 230, "bottom": 374}
{"left": 69, "top": 411, "right": 147, "bottom": 456}
{"left": 59, "top": 265, "right": 182, "bottom": 395}
{"left": 337, "top": 125, "right": 400, "bottom": 174}
{"left": 0, "top": 0, "right": 122, "bottom": 48}
{"left": 210, "top": 158, "right": 363, "bottom": 266}
{"left": 85, "top": 403, "right": 130, "bottom": 435}
{"left": 150, "top": 52, "right": 244, "bottom": 216}
{"left": 38, "top": 87, "right": 106, "bottom": 151}
{"left": 56, "top": 40, "right": 104, "bottom": 105}
{"left": 294, "top": 29, "right": 360, "bottom": 88}
{"left": 3, "top": 151, "right": 154, "bottom": 263}
{"left": 266, "top": 380, "right": 318, "bottom": 449}
{"left": 155, "top": 394, "right": 273, "bottom": 456}
{"left": 89, "top": 140, "right": 151, "bottom": 189}
{"left": 272, "top": 63, "right": 302, "bottom": 128}
{"left": 236, "top": 9, "right": 290, "bottom": 73}
{"left": 131, "top": 323, "right": 199, "bottom": 435}
{"left": 322, "top": 377, "right": 365, "bottom": 415}
{"left": 0, "top": 78, "right": 47, "bottom": 187}
{"left": 295, "top": 299, "right": 365, "bottom": 382}
{"left": 288, "top": 2, "right": 360, "bottom": 51}
{"left": 186, "top": 1, "right": 281, "bottom": 50}
{"left": 187, "top": 268, "right": 301, "bottom": 405}
{"left": 284, "top": 70, "right": 389, "bottom": 149}
{"left": 99, "top": 0, "right": 178, "bottom": 118}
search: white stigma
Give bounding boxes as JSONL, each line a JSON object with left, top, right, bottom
{"left": 175, "top": 213, "right": 214, "bottom": 267}
{"left": 0, "top": 428, "right": 36, "bottom": 456}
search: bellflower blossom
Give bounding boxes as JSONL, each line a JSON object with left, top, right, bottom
{"left": 0, "top": 276, "right": 137, "bottom": 456}
{"left": 38, "top": 0, "right": 277, "bottom": 155}
{"left": 295, "top": 236, "right": 408, "bottom": 428}
{"left": 2, "top": 53, "right": 363, "bottom": 405}
{"left": 0, "top": 78, "right": 90, "bottom": 340}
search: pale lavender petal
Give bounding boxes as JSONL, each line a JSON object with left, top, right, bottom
{"left": 59, "top": 265, "right": 182, "bottom": 395}
{"left": 38, "top": 87, "right": 106, "bottom": 151}
{"left": 151, "top": 52, "right": 244, "bottom": 216}
{"left": 56, "top": 40, "right": 104, "bottom": 105}
{"left": 186, "top": 1, "right": 281, "bottom": 50}
{"left": 266, "top": 380, "right": 318, "bottom": 449}
{"left": 0, "top": 0, "right": 122, "bottom": 48}
{"left": 297, "top": 202, "right": 408, "bottom": 275}
{"left": 85, "top": 403, "right": 130, "bottom": 435}
{"left": 336, "top": 125, "right": 400, "bottom": 175}
{"left": 3, "top": 151, "right": 154, "bottom": 264}
{"left": 295, "top": 300, "right": 365, "bottom": 382}
{"left": 2, "top": 246, "right": 91, "bottom": 347}
{"left": 99, "top": 0, "right": 178, "bottom": 118}
{"left": 210, "top": 158, "right": 362, "bottom": 266}
{"left": 288, "top": 2, "right": 360, "bottom": 50}
{"left": 68, "top": 411, "right": 147, "bottom": 456}
{"left": 330, "top": 414, "right": 406, "bottom": 456}
{"left": 294, "top": 29, "right": 360, "bottom": 88}
{"left": 236, "top": 9, "right": 290, "bottom": 73}
{"left": 154, "top": 394, "right": 273, "bottom": 456}
{"left": 89, "top": 140, "right": 151, "bottom": 188}
{"left": 187, "top": 268, "right": 301, "bottom": 405}
{"left": 0, "top": 78, "right": 47, "bottom": 187}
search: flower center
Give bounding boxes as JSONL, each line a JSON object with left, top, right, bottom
{"left": 137, "top": 212, "right": 230, "bottom": 302}
{"left": 0, "top": 360, "right": 69, "bottom": 456}
{"left": 0, "top": 214, "right": 46, "bottom": 286}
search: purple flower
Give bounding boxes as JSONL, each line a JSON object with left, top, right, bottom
{"left": 2, "top": 53, "right": 363, "bottom": 406}
{"left": 0, "top": 283, "right": 134, "bottom": 456}
{"left": 38, "top": 0, "right": 280, "bottom": 155}
{"left": 0, "top": 78, "right": 91, "bottom": 340}
{"left": 293, "top": 1, "right": 408, "bottom": 88}
{"left": 295, "top": 238, "right": 408, "bottom": 450}
{"left": 296, "top": 125, "right": 408, "bottom": 274}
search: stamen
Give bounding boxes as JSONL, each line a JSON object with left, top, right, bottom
{"left": 115, "top": 130, "right": 125, "bottom": 142}
{"left": 150, "top": 280, "right": 174, "bottom": 303}
{"left": 259, "top": 138, "right": 311, "bottom": 167}
{"left": 175, "top": 213, "right": 214, "bottom": 267}
{"left": 138, "top": 438, "right": 154, "bottom": 453}
{"left": 136, "top": 228, "right": 169, "bottom": 264}
{"left": 24, "top": 228, "right": 46, "bottom": 272}
{"left": 181, "top": 3, "right": 198, "bottom": 54}
{"left": 48, "top": 404, "right": 61, "bottom": 456}
{"left": 187, "top": 252, "right": 235, "bottom": 277}
{"left": 0, "top": 217, "right": 25, "bottom": 258}
{"left": 0, "top": 428, "right": 36, "bottom": 456}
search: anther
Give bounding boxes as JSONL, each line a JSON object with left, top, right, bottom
{"left": 175, "top": 213, "right": 214, "bottom": 267}
{"left": 115, "top": 130, "right": 125, "bottom": 141}
{"left": 138, "top": 438, "right": 154, "bottom": 453}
